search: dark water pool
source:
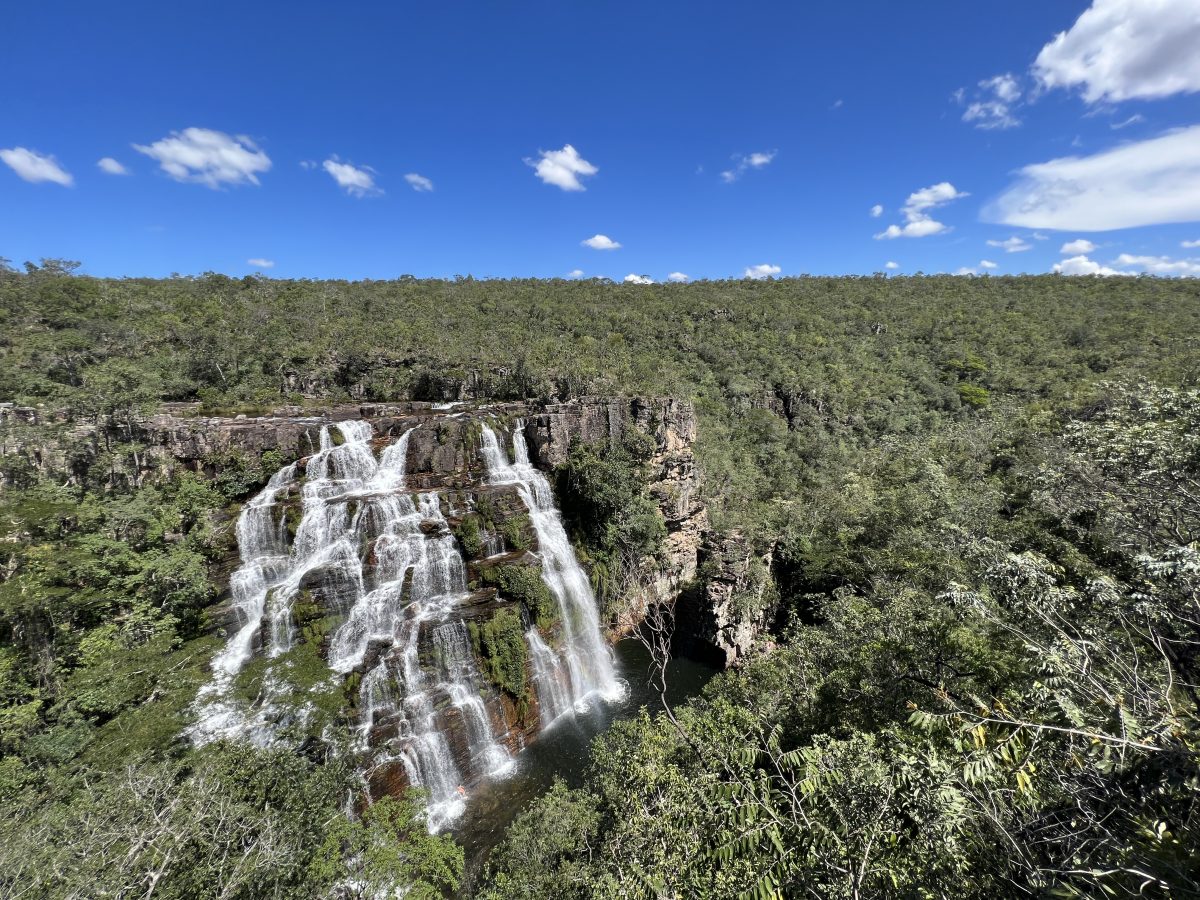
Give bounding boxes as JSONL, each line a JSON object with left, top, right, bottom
{"left": 453, "top": 639, "right": 717, "bottom": 892}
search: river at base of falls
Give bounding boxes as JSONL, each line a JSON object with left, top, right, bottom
{"left": 453, "top": 637, "right": 717, "bottom": 893}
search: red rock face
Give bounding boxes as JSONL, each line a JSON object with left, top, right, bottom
{"left": 367, "top": 757, "right": 412, "bottom": 800}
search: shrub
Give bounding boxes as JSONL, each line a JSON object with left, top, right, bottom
{"left": 482, "top": 565, "right": 558, "bottom": 629}
{"left": 454, "top": 515, "right": 484, "bottom": 558}
{"left": 468, "top": 608, "right": 528, "bottom": 702}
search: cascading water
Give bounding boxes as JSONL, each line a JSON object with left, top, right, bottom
{"left": 479, "top": 422, "right": 625, "bottom": 724}
{"left": 190, "top": 419, "right": 514, "bottom": 830}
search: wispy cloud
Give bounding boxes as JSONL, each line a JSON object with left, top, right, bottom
{"left": 0, "top": 147, "right": 73, "bottom": 186}
{"left": 526, "top": 144, "right": 597, "bottom": 191}
{"left": 987, "top": 236, "right": 1032, "bottom": 253}
{"left": 721, "top": 150, "right": 777, "bottom": 183}
{"left": 1183, "top": 239, "right": 1200, "bottom": 249}
{"left": 875, "top": 182, "right": 968, "bottom": 239}
{"left": 985, "top": 125, "right": 1200, "bottom": 231}
{"left": 404, "top": 172, "right": 433, "bottom": 192}
{"left": 668, "top": 272, "right": 689, "bottom": 282}
{"left": 134, "top": 127, "right": 270, "bottom": 188}
{"left": 959, "top": 73, "right": 1022, "bottom": 130}
{"left": 323, "top": 156, "right": 381, "bottom": 197}
{"left": 567, "top": 269, "right": 585, "bottom": 278}
{"left": 1034, "top": 0, "right": 1200, "bottom": 103}
{"left": 980, "top": 259, "right": 998, "bottom": 269}
{"left": 744, "top": 263, "right": 781, "bottom": 279}
{"left": 97, "top": 157, "right": 130, "bottom": 176}
{"left": 870, "top": 204, "right": 883, "bottom": 218}
{"left": 582, "top": 234, "right": 621, "bottom": 250}
{"left": 1115, "top": 253, "right": 1200, "bottom": 276}
{"left": 247, "top": 258, "right": 275, "bottom": 268}
{"left": 1111, "top": 114, "right": 1145, "bottom": 130}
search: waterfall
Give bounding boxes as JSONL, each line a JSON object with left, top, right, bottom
{"left": 190, "top": 419, "right": 513, "bottom": 831}
{"left": 432, "top": 620, "right": 514, "bottom": 778}
{"left": 526, "top": 628, "right": 572, "bottom": 722}
{"left": 479, "top": 423, "right": 624, "bottom": 723}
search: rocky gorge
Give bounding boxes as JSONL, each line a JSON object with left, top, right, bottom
{"left": 1, "top": 396, "right": 778, "bottom": 827}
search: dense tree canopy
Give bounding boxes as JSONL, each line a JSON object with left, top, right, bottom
{"left": 1, "top": 266, "right": 1198, "bottom": 896}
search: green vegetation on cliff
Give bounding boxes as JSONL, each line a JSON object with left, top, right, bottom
{"left": 555, "top": 429, "right": 667, "bottom": 613}
{"left": 468, "top": 608, "right": 529, "bottom": 707}
{"left": 482, "top": 565, "right": 558, "bottom": 631}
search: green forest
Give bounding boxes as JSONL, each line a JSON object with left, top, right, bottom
{"left": 1, "top": 260, "right": 1199, "bottom": 897}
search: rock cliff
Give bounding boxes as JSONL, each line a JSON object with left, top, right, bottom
{"left": 2, "top": 397, "right": 772, "bottom": 671}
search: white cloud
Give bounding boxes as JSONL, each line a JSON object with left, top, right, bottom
{"left": 667, "top": 272, "right": 689, "bottom": 282}
{"left": 885, "top": 261, "right": 899, "bottom": 270}
{"left": 960, "top": 73, "right": 1022, "bottom": 130}
{"left": 1061, "top": 238, "right": 1097, "bottom": 254}
{"left": 624, "top": 273, "right": 655, "bottom": 284}
{"left": 404, "top": 172, "right": 433, "bottom": 192}
{"left": 1053, "top": 254, "right": 1121, "bottom": 276}
{"left": 567, "top": 269, "right": 585, "bottom": 278}
{"left": 526, "top": 144, "right": 597, "bottom": 191}
{"left": 97, "top": 157, "right": 129, "bottom": 176}
{"left": 876, "top": 220, "right": 946, "bottom": 239}
{"left": 1034, "top": 0, "right": 1200, "bottom": 103}
{"left": 984, "top": 125, "right": 1200, "bottom": 231}
{"left": 1182, "top": 239, "right": 1200, "bottom": 248}
{"left": 955, "top": 267, "right": 978, "bottom": 276}
{"left": 985, "top": 73, "right": 1021, "bottom": 104}
{"left": 323, "top": 156, "right": 381, "bottom": 197}
{"left": 905, "top": 182, "right": 969, "bottom": 213}
{"left": 870, "top": 204, "right": 883, "bottom": 218}
{"left": 744, "top": 263, "right": 781, "bottom": 279}
{"left": 1111, "top": 114, "right": 1145, "bottom": 130}
{"left": 876, "top": 182, "right": 968, "bottom": 239}
{"left": 1114, "top": 253, "right": 1200, "bottom": 276}
{"left": 987, "top": 236, "right": 1032, "bottom": 253}
{"left": 247, "top": 258, "right": 275, "bottom": 268}
{"left": 133, "top": 127, "right": 270, "bottom": 188}
{"left": 582, "top": 234, "right": 621, "bottom": 250}
{"left": 721, "top": 150, "right": 777, "bottom": 183}
{"left": 980, "top": 259, "right": 998, "bottom": 269}
{"left": 0, "top": 147, "right": 73, "bottom": 186}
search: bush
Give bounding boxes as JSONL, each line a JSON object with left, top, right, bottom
{"left": 468, "top": 608, "right": 528, "bottom": 703}
{"left": 454, "top": 515, "right": 484, "bottom": 558}
{"left": 502, "top": 515, "right": 531, "bottom": 551}
{"left": 482, "top": 565, "right": 558, "bottom": 629}
{"left": 958, "top": 383, "right": 990, "bottom": 409}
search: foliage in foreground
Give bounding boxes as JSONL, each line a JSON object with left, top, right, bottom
{"left": 0, "top": 743, "right": 462, "bottom": 899}
{"left": 483, "top": 384, "right": 1200, "bottom": 899}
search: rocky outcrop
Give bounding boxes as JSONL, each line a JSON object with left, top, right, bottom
{"left": 523, "top": 397, "right": 708, "bottom": 627}
{"left": 675, "top": 532, "right": 779, "bottom": 667}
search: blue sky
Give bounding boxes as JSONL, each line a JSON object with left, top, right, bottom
{"left": 3, "top": 0, "right": 1200, "bottom": 281}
